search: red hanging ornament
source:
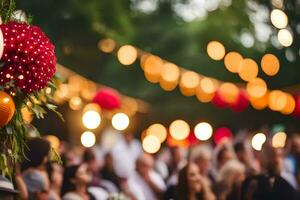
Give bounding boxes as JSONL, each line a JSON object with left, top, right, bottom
{"left": 0, "top": 91, "right": 15, "bottom": 127}
{"left": 231, "top": 91, "right": 249, "bottom": 112}
{"left": 213, "top": 127, "right": 233, "bottom": 144}
{"left": 92, "top": 88, "right": 121, "bottom": 110}
{"left": 0, "top": 22, "right": 56, "bottom": 93}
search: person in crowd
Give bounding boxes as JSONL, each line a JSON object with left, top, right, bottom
{"left": 21, "top": 137, "right": 51, "bottom": 200}
{"left": 83, "top": 149, "right": 118, "bottom": 193}
{"left": 0, "top": 175, "right": 19, "bottom": 200}
{"left": 100, "top": 152, "right": 120, "bottom": 190}
{"left": 234, "top": 142, "right": 258, "bottom": 177}
{"left": 175, "top": 163, "right": 215, "bottom": 200}
{"left": 241, "top": 141, "right": 298, "bottom": 200}
{"left": 283, "top": 133, "right": 300, "bottom": 189}
{"left": 190, "top": 145, "right": 215, "bottom": 186}
{"left": 61, "top": 164, "right": 97, "bottom": 200}
{"left": 214, "top": 160, "right": 245, "bottom": 200}
{"left": 166, "top": 146, "right": 186, "bottom": 186}
{"left": 111, "top": 132, "right": 142, "bottom": 178}
{"left": 128, "top": 153, "right": 166, "bottom": 200}
{"left": 46, "top": 162, "right": 63, "bottom": 200}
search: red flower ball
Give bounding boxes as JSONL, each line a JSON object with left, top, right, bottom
{"left": 92, "top": 88, "right": 121, "bottom": 110}
{"left": 0, "top": 22, "right": 56, "bottom": 93}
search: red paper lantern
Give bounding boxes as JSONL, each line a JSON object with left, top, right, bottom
{"left": 213, "top": 127, "right": 233, "bottom": 144}
{"left": 293, "top": 96, "right": 300, "bottom": 117}
{"left": 212, "top": 91, "right": 228, "bottom": 108}
{"left": 231, "top": 91, "right": 249, "bottom": 112}
{"left": 0, "top": 91, "right": 15, "bottom": 127}
{"left": 92, "top": 88, "right": 121, "bottom": 110}
{"left": 187, "top": 131, "right": 199, "bottom": 146}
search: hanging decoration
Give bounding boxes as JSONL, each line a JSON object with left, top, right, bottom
{"left": 0, "top": 1, "right": 61, "bottom": 175}
{"left": 93, "top": 88, "right": 121, "bottom": 110}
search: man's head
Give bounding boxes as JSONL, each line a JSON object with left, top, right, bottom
{"left": 260, "top": 141, "right": 283, "bottom": 176}
{"left": 136, "top": 153, "right": 154, "bottom": 176}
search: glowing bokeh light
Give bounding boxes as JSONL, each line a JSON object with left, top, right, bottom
{"left": 194, "top": 122, "right": 213, "bottom": 141}
{"left": 219, "top": 82, "right": 239, "bottom": 104}
{"left": 246, "top": 78, "right": 267, "bottom": 98}
{"left": 83, "top": 103, "right": 101, "bottom": 113}
{"left": 207, "top": 41, "right": 226, "bottom": 61}
{"left": 81, "top": 131, "right": 96, "bottom": 148}
{"left": 98, "top": 38, "right": 116, "bottom": 53}
{"left": 69, "top": 96, "right": 83, "bottom": 110}
{"left": 169, "top": 120, "right": 190, "bottom": 140}
{"left": 280, "top": 94, "right": 295, "bottom": 115}
{"left": 147, "top": 123, "right": 167, "bottom": 143}
{"left": 261, "top": 54, "right": 280, "bottom": 76}
{"left": 270, "top": 9, "right": 288, "bottom": 29}
{"left": 268, "top": 90, "right": 288, "bottom": 111}
{"left": 251, "top": 133, "right": 266, "bottom": 151}
{"left": 277, "top": 29, "right": 293, "bottom": 47}
{"left": 238, "top": 58, "right": 259, "bottom": 81}
{"left": 180, "top": 71, "right": 200, "bottom": 96}
{"left": 82, "top": 110, "right": 101, "bottom": 129}
{"left": 111, "top": 113, "right": 130, "bottom": 131}
{"left": 143, "top": 55, "right": 163, "bottom": 83}
{"left": 117, "top": 45, "right": 138, "bottom": 65}
{"left": 160, "top": 62, "right": 180, "bottom": 91}
{"left": 224, "top": 52, "right": 243, "bottom": 73}
{"left": 272, "top": 131, "right": 287, "bottom": 148}
{"left": 249, "top": 93, "right": 269, "bottom": 110}
{"left": 142, "top": 135, "right": 161, "bottom": 154}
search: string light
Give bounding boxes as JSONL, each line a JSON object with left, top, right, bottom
{"left": 69, "top": 96, "right": 83, "bottom": 110}
{"left": 224, "top": 52, "right": 243, "bottom": 73}
{"left": 146, "top": 123, "right": 167, "bottom": 143}
{"left": 82, "top": 110, "right": 101, "bottom": 129}
{"left": 261, "top": 54, "right": 280, "bottom": 76}
{"left": 280, "top": 93, "right": 295, "bottom": 115}
{"left": 160, "top": 62, "right": 180, "bottom": 91}
{"left": 246, "top": 78, "right": 267, "bottom": 98}
{"left": 117, "top": 45, "right": 138, "bottom": 65}
{"left": 142, "top": 135, "right": 161, "bottom": 154}
{"left": 169, "top": 120, "right": 190, "bottom": 140}
{"left": 272, "top": 131, "right": 287, "bottom": 148}
{"left": 207, "top": 41, "right": 226, "bottom": 61}
{"left": 111, "top": 112, "right": 130, "bottom": 131}
{"left": 194, "top": 122, "right": 213, "bottom": 141}
{"left": 270, "top": 9, "right": 288, "bottom": 29}
{"left": 179, "top": 71, "right": 200, "bottom": 96}
{"left": 98, "top": 38, "right": 116, "bottom": 53}
{"left": 81, "top": 131, "right": 96, "bottom": 148}
{"left": 219, "top": 82, "right": 239, "bottom": 104}
{"left": 277, "top": 29, "right": 293, "bottom": 47}
{"left": 251, "top": 133, "right": 266, "bottom": 151}
{"left": 143, "top": 55, "right": 163, "bottom": 83}
{"left": 268, "top": 90, "right": 287, "bottom": 111}
{"left": 238, "top": 58, "right": 259, "bottom": 81}
{"left": 249, "top": 93, "right": 269, "bottom": 110}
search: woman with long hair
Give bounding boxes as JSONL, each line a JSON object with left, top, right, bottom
{"left": 61, "top": 164, "right": 95, "bottom": 200}
{"left": 176, "top": 163, "right": 215, "bottom": 200}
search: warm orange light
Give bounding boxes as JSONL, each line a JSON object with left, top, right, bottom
{"left": 143, "top": 55, "right": 163, "bottom": 83}
{"left": 268, "top": 90, "right": 288, "bottom": 111}
{"left": 180, "top": 71, "right": 200, "bottom": 96}
{"left": 200, "top": 77, "right": 217, "bottom": 94}
{"left": 147, "top": 123, "right": 167, "bottom": 143}
{"left": 117, "top": 45, "right": 138, "bottom": 65}
{"left": 224, "top": 52, "right": 243, "bottom": 73}
{"left": 98, "top": 38, "right": 116, "bottom": 53}
{"left": 196, "top": 85, "right": 215, "bottom": 103}
{"left": 207, "top": 41, "right": 226, "bottom": 61}
{"left": 246, "top": 78, "right": 267, "bottom": 98}
{"left": 261, "top": 54, "right": 280, "bottom": 76}
{"left": 219, "top": 82, "right": 239, "bottom": 104}
{"left": 249, "top": 93, "right": 269, "bottom": 110}
{"left": 280, "top": 93, "right": 295, "bottom": 115}
{"left": 169, "top": 120, "right": 190, "bottom": 140}
{"left": 238, "top": 58, "right": 259, "bottom": 81}
{"left": 160, "top": 62, "right": 180, "bottom": 91}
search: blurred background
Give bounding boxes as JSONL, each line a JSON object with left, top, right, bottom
{"left": 15, "top": 0, "right": 300, "bottom": 146}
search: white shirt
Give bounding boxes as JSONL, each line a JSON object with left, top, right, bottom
{"left": 128, "top": 170, "right": 166, "bottom": 200}
{"left": 111, "top": 137, "right": 142, "bottom": 178}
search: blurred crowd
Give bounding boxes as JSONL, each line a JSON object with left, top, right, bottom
{"left": 1, "top": 131, "right": 300, "bottom": 200}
